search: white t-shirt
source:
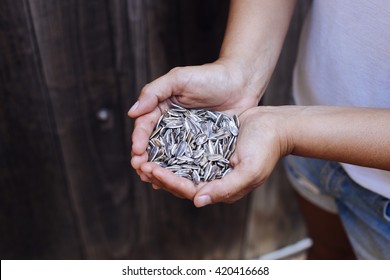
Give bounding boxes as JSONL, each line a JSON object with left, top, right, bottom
{"left": 293, "top": 0, "right": 390, "bottom": 199}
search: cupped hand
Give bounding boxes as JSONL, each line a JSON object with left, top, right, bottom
{"left": 193, "top": 106, "right": 293, "bottom": 207}
{"left": 128, "top": 60, "right": 262, "bottom": 119}
{"left": 129, "top": 60, "right": 263, "bottom": 183}
{"left": 137, "top": 106, "right": 295, "bottom": 207}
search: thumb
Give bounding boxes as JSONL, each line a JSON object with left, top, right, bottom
{"left": 128, "top": 67, "right": 185, "bottom": 118}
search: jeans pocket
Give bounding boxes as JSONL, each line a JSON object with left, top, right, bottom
{"left": 283, "top": 156, "right": 338, "bottom": 213}
{"left": 283, "top": 157, "right": 321, "bottom": 194}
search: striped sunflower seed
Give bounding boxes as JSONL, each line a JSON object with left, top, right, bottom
{"left": 147, "top": 103, "right": 239, "bottom": 184}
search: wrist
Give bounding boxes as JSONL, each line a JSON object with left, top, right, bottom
{"left": 215, "top": 56, "right": 269, "bottom": 105}
{"left": 244, "top": 106, "right": 302, "bottom": 157}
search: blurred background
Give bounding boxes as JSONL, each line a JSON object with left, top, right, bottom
{"left": 0, "top": 0, "right": 311, "bottom": 259}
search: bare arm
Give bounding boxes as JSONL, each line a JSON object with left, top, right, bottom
{"left": 128, "top": 0, "right": 297, "bottom": 118}
{"left": 219, "top": 0, "right": 297, "bottom": 98}
{"left": 191, "top": 105, "right": 390, "bottom": 207}
{"left": 287, "top": 106, "right": 390, "bottom": 170}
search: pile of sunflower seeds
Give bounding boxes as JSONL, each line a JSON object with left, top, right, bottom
{"left": 147, "top": 103, "right": 239, "bottom": 184}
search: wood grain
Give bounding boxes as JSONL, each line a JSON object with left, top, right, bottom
{"left": 0, "top": 0, "right": 310, "bottom": 259}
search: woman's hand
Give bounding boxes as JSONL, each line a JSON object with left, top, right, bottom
{"left": 137, "top": 106, "right": 295, "bottom": 206}
{"left": 192, "top": 106, "right": 294, "bottom": 207}
{"left": 128, "top": 0, "right": 298, "bottom": 188}
{"left": 129, "top": 60, "right": 264, "bottom": 184}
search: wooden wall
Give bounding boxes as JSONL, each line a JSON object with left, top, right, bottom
{"left": 0, "top": 0, "right": 310, "bottom": 259}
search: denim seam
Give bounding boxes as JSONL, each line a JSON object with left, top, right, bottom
{"left": 384, "top": 201, "right": 390, "bottom": 223}
{"left": 284, "top": 158, "right": 323, "bottom": 194}
{"left": 320, "top": 161, "right": 344, "bottom": 197}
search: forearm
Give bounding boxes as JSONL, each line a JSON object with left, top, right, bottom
{"left": 219, "top": 0, "right": 297, "bottom": 97}
{"left": 287, "top": 106, "right": 390, "bottom": 170}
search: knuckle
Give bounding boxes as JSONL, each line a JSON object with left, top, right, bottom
{"left": 169, "top": 67, "right": 187, "bottom": 84}
{"left": 134, "top": 116, "right": 146, "bottom": 128}
{"left": 131, "top": 158, "right": 138, "bottom": 169}
{"left": 141, "top": 83, "right": 152, "bottom": 94}
{"left": 134, "top": 118, "right": 151, "bottom": 134}
{"left": 169, "top": 66, "right": 182, "bottom": 76}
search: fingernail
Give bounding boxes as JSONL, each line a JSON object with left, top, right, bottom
{"left": 195, "top": 195, "right": 212, "bottom": 207}
{"left": 128, "top": 101, "right": 139, "bottom": 114}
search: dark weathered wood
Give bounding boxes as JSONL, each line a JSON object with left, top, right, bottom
{"left": 0, "top": 0, "right": 83, "bottom": 259}
{"left": 0, "top": 0, "right": 311, "bottom": 260}
{"left": 0, "top": 0, "right": 252, "bottom": 260}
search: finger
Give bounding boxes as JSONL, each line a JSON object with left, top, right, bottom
{"left": 140, "top": 162, "right": 195, "bottom": 199}
{"left": 148, "top": 177, "right": 162, "bottom": 190}
{"left": 136, "top": 168, "right": 151, "bottom": 183}
{"left": 131, "top": 152, "right": 148, "bottom": 170}
{"left": 149, "top": 177, "right": 185, "bottom": 199}
{"left": 138, "top": 168, "right": 163, "bottom": 190}
{"left": 128, "top": 69, "right": 182, "bottom": 118}
{"left": 140, "top": 162, "right": 156, "bottom": 178}
{"left": 131, "top": 108, "right": 161, "bottom": 155}
{"left": 193, "top": 165, "right": 258, "bottom": 208}
{"left": 147, "top": 163, "right": 197, "bottom": 200}
{"left": 151, "top": 174, "right": 185, "bottom": 199}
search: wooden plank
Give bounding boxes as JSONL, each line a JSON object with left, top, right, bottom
{"left": 0, "top": 0, "right": 310, "bottom": 260}
{"left": 0, "top": 0, "right": 82, "bottom": 259}
{"left": 27, "top": 0, "right": 135, "bottom": 259}
{"left": 0, "top": 0, "right": 250, "bottom": 259}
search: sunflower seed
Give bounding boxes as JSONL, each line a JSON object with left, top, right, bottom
{"left": 147, "top": 103, "right": 239, "bottom": 184}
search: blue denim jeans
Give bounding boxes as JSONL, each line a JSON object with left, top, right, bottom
{"left": 283, "top": 155, "right": 390, "bottom": 259}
